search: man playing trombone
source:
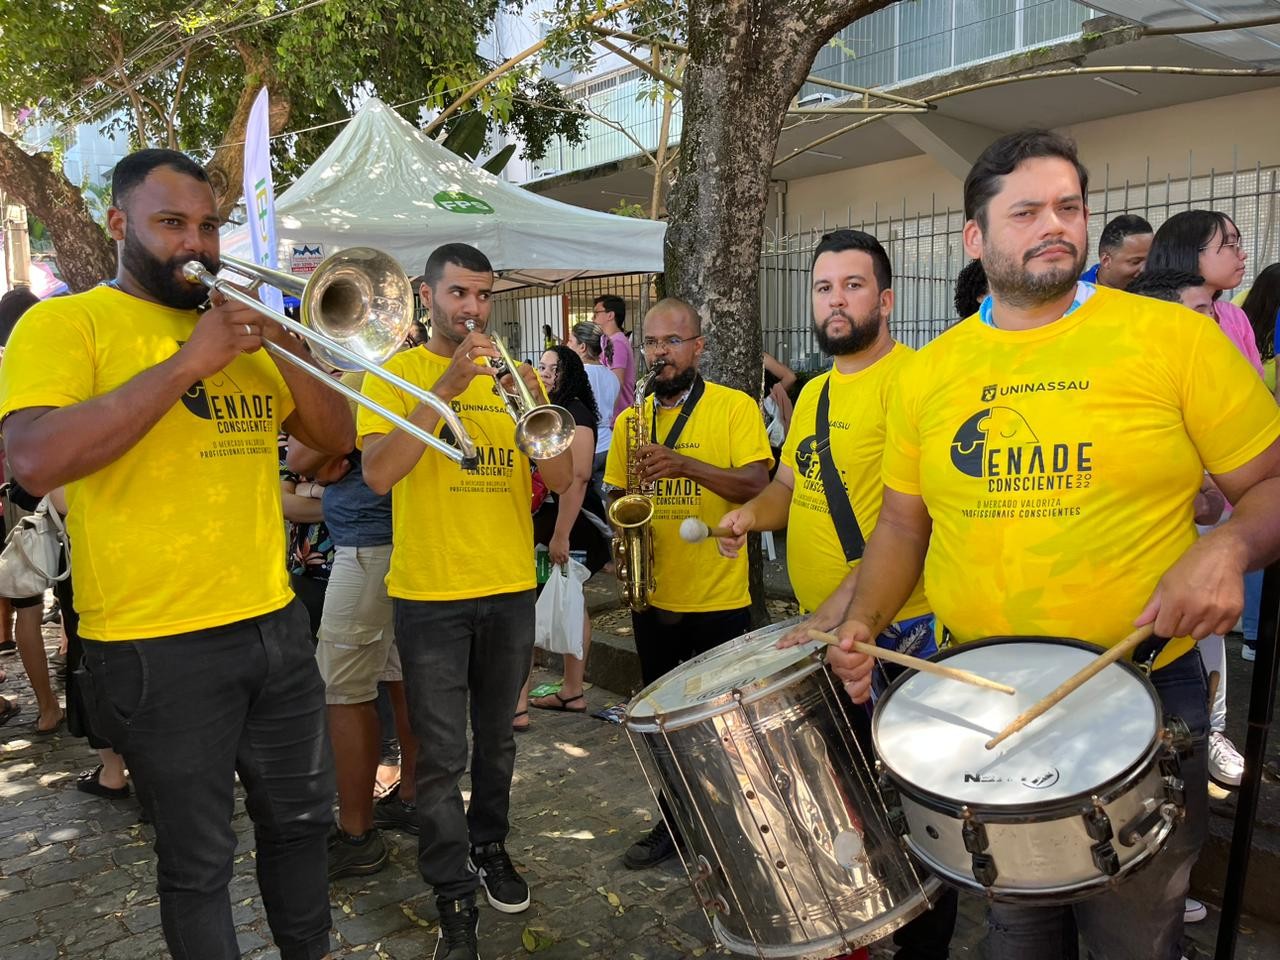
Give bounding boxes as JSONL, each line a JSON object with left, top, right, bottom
{"left": 360, "top": 243, "right": 573, "bottom": 960}
{"left": 0, "top": 148, "right": 354, "bottom": 960}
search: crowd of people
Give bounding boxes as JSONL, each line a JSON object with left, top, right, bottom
{"left": 0, "top": 128, "right": 1278, "bottom": 960}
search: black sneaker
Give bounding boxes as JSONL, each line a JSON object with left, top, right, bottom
{"left": 327, "top": 827, "right": 388, "bottom": 880}
{"left": 469, "top": 841, "right": 530, "bottom": 914}
{"left": 0, "top": 639, "right": 14, "bottom": 655}
{"left": 373, "top": 782, "right": 419, "bottom": 836}
{"left": 624, "top": 821, "right": 677, "bottom": 869}
{"left": 434, "top": 896, "right": 479, "bottom": 960}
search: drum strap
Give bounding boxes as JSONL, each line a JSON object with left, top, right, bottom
{"left": 816, "top": 378, "right": 866, "bottom": 562}
{"left": 651, "top": 374, "right": 705, "bottom": 448}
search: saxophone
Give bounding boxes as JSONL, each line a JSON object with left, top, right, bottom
{"left": 608, "top": 363, "right": 665, "bottom": 611}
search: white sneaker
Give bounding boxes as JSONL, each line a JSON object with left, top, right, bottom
{"left": 1242, "top": 643, "right": 1256, "bottom": 662}
{"left": 1184, "top": 897, "right": 1207, "bottom": 923}
{"left": 1208, "top": 731, "right": 1244, "bottom": 788}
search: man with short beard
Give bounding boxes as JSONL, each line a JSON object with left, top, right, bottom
{"left": 0, "top": 148, "right": 354, "bottom": 960}
{"left": 825, "top": 130, "right": 1280, "bottom": 958}
{"left": 603, "top": 297, "right": 772, "bottom": 869}
{"left": 716, "top": 229, "right": 957, "bottom": 959}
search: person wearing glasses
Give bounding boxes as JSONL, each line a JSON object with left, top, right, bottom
{"left": 603, "top": 297, "right": 773, "bottom": 870}
{"left": 592, "top": 294, "right": 635, "bottom": 418}
{"left": 1145, "top": 210, "right": 1259, "bottom": 811}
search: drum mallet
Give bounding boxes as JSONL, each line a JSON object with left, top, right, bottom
{"left": 806, "top": 628, "right": 1016, "bottom": 695}
{"left": 679, "top": 517, "right": 735, "bottom": 543}
{"left": 984, "top": 623, "right": 1155, "bottom": 751}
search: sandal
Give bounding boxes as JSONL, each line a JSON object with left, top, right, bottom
{"left": 512, "top": 710, "right": 531, "bottom": 733}
{"left": 530, "top": 692, "right": 586, "bottom": 713}
{"left": 75, "top": 765, "right": 131, "bottom": 800}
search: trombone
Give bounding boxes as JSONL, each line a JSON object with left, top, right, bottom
{"left": 183, "top": 248, "right": 480, "bottom": 471}
{"left": 463, "top": 320, "right": 576, "bottom": 459}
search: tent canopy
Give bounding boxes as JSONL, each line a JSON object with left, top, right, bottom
{"left": 225, "top": 98, "right": 665, "bottom": 291}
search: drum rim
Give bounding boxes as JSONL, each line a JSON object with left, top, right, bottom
{"left": 872, "top": 636, "right": 1166, "bottom": 820}
{"left": 624, "top": 615, "right": 824, "bottom": 731}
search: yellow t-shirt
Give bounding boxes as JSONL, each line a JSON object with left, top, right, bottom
{"left": 782, "top": 343, "right": 929, "bottom": 618}
{"left": 604, "top": 379, "right": 773, "bottom": 612}
{"left": 882, "top": 286, "right": 1280, "bottom": 665}
{"left": 357, "top": 346, "right": 534, "bottom": 600}
{"left": 0, "top": 287, "right": 296, "bottom": 640}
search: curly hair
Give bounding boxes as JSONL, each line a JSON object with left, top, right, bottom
{"left": 544, "top": 344, "right": 599, "bottom": 422}
{"left": 954, "top": 259, "right": 988, "bottom": 319}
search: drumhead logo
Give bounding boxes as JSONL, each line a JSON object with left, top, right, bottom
{"left": 962, "top": 768, "right": 1060, "bottom": 789}
{"left": 950, "top": 407, "right": 1040, "bottom": 478}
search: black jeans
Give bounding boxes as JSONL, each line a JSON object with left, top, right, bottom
{"left": 631, "top": 605, "right": 752, "bottom": 687}
{"left": 81, "top": 600, "right": 334, "bottom": 960}
{"left": 394, "top": 590, "right": 535, "bottom": 901}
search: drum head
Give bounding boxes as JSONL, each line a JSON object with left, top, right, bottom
{"left": 873, "top": 639, "right": 1160, "bottom": 809}
{"left": 626, "top": 616, "right": 822, "bottom": 728}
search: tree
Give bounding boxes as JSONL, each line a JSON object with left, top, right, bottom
{"left": 0, "top": 0, "right": 586, "bottom": 290}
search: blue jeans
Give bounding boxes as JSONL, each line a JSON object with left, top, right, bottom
{"left": 394, "top": 590, "right": 535, "bottom": 901}
{"left": 986, "top": 650, "right": 1209, "bottom": 960}
{"left": 81, "top": 600, "right": 334, "bottom": 960}
{"left": 1243, "top": 569, "right": 1263, "bottom": 642}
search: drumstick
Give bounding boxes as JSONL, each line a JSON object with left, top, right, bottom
{"left": 679, "top": 517, "right": 734, "bottom": 543}
{"left": 805, "top": 628, "right": 1016, "bottom": 695}
{"left": 984, "top": 623, "right": 1155, "bottom": 751}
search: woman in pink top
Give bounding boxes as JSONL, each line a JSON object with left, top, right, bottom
{"left": 1148, "top": 210, "right": 1259, "bottom": 371}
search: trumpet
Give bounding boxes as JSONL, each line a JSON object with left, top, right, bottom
{"left": 184, "top": 249, "right": 479, "bottom": 471}
{"left": 463, "top": 320, "right": 576, "bottom": 459}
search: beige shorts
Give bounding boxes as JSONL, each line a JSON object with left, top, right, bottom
{"left": 316, "top": 544, "right": 399, "bottom": 704}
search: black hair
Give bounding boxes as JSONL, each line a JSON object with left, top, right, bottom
{"left": 964, "top": 130, "right": 1089, "bottom": 228}
{"left": 1242, "top": 263, "right": 1280, "bottom": 361}
{"left": 1125, "top": 269, "right": 1205, "bottom": 305}
{"left": 571, "top": 320, "right": 609, "bottom": 363}
{"left": 543, "top": 343, "right": 599, "bottom": 421}
{"left": 0, "top": 287, "right": 40, "bottom": 346}
{"left": 422, "top": 243, "right": 493, "bottom": 289}
{"left": 1098, "top": 214, "right": 1152, "bottom": 255}
{"left": 811, "top": 228, "right": 893, "bottom": 291}
{"left": 953, "top": 259, "right": 988, "bottom": 318}
{"left": 111, "top": 148, "right": 211, "bottom": 208}
{"left": 593, "top": 294, "right": 626, "bottom": 331}
{"left": 1146, "top": 210, "right": 1239, "bottom": 278}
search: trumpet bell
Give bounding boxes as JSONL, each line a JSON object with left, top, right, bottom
{"left": 515, "top": 404, "right": 577, "bottom": 460}
{"left": 301, "top": 248, "right": 415, "bottom": 371}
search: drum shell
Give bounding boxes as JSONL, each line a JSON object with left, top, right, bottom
{"left": 627, "top": 654, "right": 937, "bottom": 957}
{"left": 873, "top": 637, "right": 1180, "bottom": 904}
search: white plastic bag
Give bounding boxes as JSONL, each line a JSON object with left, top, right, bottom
{"left": 534, "top": 558, "right": 590, "bottom": 658}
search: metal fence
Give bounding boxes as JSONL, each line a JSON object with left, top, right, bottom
{"left": 762, "top": 154, "right": 1280, "bottom": 372}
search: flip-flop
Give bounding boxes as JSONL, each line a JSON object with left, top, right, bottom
{"left": 75, "top": 765, "right": 131, "bottom": 800}
{"left": 0, "top": 700, "right": 19, "bottom": 727}
{"left": 34, "top": 711, "right": 65, "bottom": 736}
{"left": 512, "top": 710, "right": 531, "bottom": 733}
{"left": 530, "top": 692, "right": 586, "bottom": 713}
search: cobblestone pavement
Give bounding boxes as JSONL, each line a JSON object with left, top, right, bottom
{"left": 3, "top": 617, "right": 1280, "bottom": 959}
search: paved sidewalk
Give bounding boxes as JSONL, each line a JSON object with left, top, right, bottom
{"left": 2, "top": 618, "right": 1280, "bottom": 958}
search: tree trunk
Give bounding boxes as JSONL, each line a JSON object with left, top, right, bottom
{"left": 664, "top": 0, "right": 889, "bottom": 618}
{"left": 205, "top": 43, "right": 293, "bottom": 221}
{"left": 0, "top": 133, "right": 115, "bottom": 292}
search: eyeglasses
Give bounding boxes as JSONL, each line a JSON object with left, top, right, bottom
{"left": 642, "top": 335, "right": 699, "bottom": 350}
{"left": 1203, "top": 237, "right": 1245, "bottom": 256}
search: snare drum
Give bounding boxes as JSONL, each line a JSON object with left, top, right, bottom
{"left": 626, "top": 617, "right": 940, "bottom": 959}
{"left": 872, "top": 637, "right": 1185, "bottom": 903}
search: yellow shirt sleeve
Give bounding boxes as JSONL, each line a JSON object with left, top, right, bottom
{"left": 0, "top": 300, "right": 96, "bottom": 418}
{"left": 356, "top": 356, "right": 413, "bottom": 448}
{"left": 881, "top": 351, "right": 924, "bottom": 495}
{"left": 1178, "top": 318, "right": 1280, "bottom": 475}
{"left": 603, "top": 408, "right": 633, "bottom": 489}
{"left": 727, "top": 389, "right": 775, "bottom": 470}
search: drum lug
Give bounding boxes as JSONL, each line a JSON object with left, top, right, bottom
{"left": 689, "top": 855, "right": 730, "bottom": 916}
{"left": 1118, "top": 801, "right": 1177, "bottom": 847}
{"left": 1163, "top": 775, "right": 1186, "bottom": 809}
{"left": 961, "top": 817, "right": 989, "bottom": 855}
{"left": 1091, "top": 840, "right": 1121, "bottom": 877}
{"left": 878, "top": 773, "right": 910, "bottom": 837}
{"left": 1163, "top": 716, "right": 1193, "bottom": 758}
{"left": 1082, "top": 804, "right": 1113, "bottom": 843}
{"left": 971, "top": 852, "right": 998, "bottom": 887}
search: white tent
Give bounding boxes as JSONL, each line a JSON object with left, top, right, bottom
{"left": 224, "top": 98, "right": 665, "bottom": 291}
